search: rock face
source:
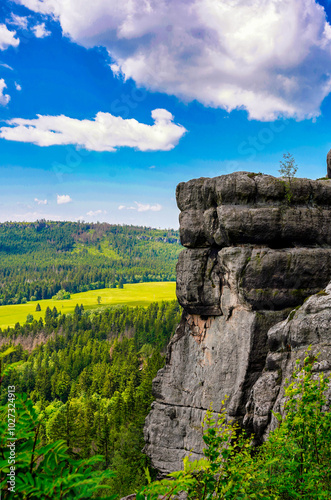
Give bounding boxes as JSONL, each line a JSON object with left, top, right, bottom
{"left": 327, "top": 149, "right": 331, "bottom": 178}
{"left": 245, "top": 282, "right": 331, "bottom": 443}
{"left": 144, "top": 172, "right": 331, "bottom": 475}
{"left": 177, "top": 173, "right": 331, "bottom": 248}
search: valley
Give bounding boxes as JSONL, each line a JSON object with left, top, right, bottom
{"left": 0, "top": 281, "right": 176, "bottom": 329}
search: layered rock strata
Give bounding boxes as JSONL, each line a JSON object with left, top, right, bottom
{"left": 144, "top": 172, "right": 331, "bottom": 475}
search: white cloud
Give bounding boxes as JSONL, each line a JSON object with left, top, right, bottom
{"left": 0, "top": 109, "right": 186, "bottom": 151}
{"left": 57, "top": 194, "right": 72, "bottom": 205}
{"left": 32, "top": 23, "right": 51, "bottom": 38}
{"left": 13, "top": 211, "right": 44, "bottom": 220}
{"left": 86, "top": 209, "right": 107, "bottom": 216}
{"left": 0, "top": 24, "right": 19, "bottom": 51}
{"left": 119, "top": 205, "right": 137, "bottom": 210}
{"left": 17, "top": 0, "right": 331, "bottom": 121}
{"left": 15, "top": 82, "right": 22, "bottom": 91}
{"left": 135, "top": 202, "right": 162, "bottom": 212}
{"left": 118, "top": 202, "right": 162, "bottom": 212}
{"left": 34, "top": 198, "right": 47, "bottom": 205}
{"left": 0, "top": 79, "right": 10, "bottom": 106}
{"left": 9, "top": 14, "right": 29, "bottom": 30}
{"left": 12, "top": 211, "right": 65, "bottom": 222}
{"left": 0, "top": 63, "right": 13, "bottom": 70}
{"left": 8, "top": 14, "right": 51, "bottom": 39}
{"left": 110, "top": 63, "right": 121, "bottom": 76}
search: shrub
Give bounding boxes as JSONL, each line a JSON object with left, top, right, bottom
{"left": 26, "top": 314, "right": 34, "bottom": 323}
{"left": 52, "top": 289, "right": 71, "bottom": 300}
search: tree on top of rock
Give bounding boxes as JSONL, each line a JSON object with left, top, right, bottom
{"left": 279, "top": 152, "right": 298, "bottom": 181}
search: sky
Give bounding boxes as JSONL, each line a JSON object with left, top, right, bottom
{"left": 1, "top": 0, "right": 331, "bottom": 228}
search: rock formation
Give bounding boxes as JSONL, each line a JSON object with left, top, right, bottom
{"left": 245, "top": 282, "right": 331, "bottom": 444}
{"left": 144, "top": 172, "right": 331, "bottom": 475}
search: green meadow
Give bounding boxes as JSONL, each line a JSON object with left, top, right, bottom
{"left": 0, "top": 282, "right": 176, "bottom": 329}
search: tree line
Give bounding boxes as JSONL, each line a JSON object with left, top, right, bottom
{"left": 0, "top": 221, "right": 181, "bottom": 305}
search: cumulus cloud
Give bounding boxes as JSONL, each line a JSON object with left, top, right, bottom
{"left": 118, "top": 202, "right": 162, "bottom": 212}
{"left": 0, "top": 109, "right": 186, "bottom": 151}
{"left": 0, "top": 24, "right": 19, "bottom": 51}
{"left": 17, "top": 0, "right": 331, "bottom": 121}
{"left": 8, "top": 14, "right": 51, "bottom": 39}
{"left": 15, "top": 82, "right": 22, "bottom": 91}
{"left": 34, "top": 198, "right": 47, "bottom": 205}
{"left": 9, "top": 14, "right": 29, "bottom": 30}
{"left": 86, "top": 209, "right": 107, "bottom": 216}
{"left": 32, "top": 23, "right": 51, "bottom": 38}
{"left": 57, "top": 194, "right": 72, "bottom": 204}
{"left": 135, "top": 202, "right": 162, "bottom": 212}
{"left": 0, "top": 79, "right": 10, "bottom": 106}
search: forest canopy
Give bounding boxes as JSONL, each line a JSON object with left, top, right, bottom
{"left": 0, "top": 221, "right": 181, "bottom": 305}
{"left": 0, "top": 300, "right": 182, "bottom": 498}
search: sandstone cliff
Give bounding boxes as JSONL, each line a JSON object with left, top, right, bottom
{"left": 245, "top": 282, "right": 331, "bottom": 444}
{"left": 144, "top": 172, "right": 331, "bottom": 475}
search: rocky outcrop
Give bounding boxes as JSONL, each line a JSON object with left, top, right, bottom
{"left": 177, "top": 173, "right": 331, "bottom": 248}
{"left": 245, "top": 282, "right": 331, "bottom": 443}
{"left": 144, "top": 172, "right": 331, "bottom": 475}
{"left": 327, "top": 149, "right": 331, "bottom": 178}
{"left": 177, "top": 246, "right": 331, "bottom": 315}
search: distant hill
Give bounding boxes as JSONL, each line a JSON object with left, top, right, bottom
{"left": 0, "top": 221, "right": 181, "bottom": 305}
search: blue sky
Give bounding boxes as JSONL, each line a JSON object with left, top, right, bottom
{"left": 1, "top": 0, "right": 331, "bottom": 228}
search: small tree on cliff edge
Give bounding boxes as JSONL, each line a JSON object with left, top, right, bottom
{"left": 279, "top": 152, "right": 298, "bottom": 181}
{"left": 279, "top": 152, "right": 298, "bottom": 204}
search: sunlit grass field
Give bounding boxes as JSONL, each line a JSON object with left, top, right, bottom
{"left": 0, "top": 282, "right": 176, "bottom": 329}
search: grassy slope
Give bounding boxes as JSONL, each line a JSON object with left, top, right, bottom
{"left": 0, "top": 282, "right": 176, "bottom": 329}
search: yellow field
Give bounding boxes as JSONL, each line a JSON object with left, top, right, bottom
{"left": 0, "top": 282, "right": 176, "bottom": 329}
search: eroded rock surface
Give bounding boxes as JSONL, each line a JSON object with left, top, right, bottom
{"left": 177, "top": 246, "right": 331, "bottom": 314}
{"left": 244, "top": 282, "right": 331, "bottom": 443}
{"left": 144, "top": 172, "right": 331, "bottom": 474}
{"left": 177, "top": 173, "right": 331, "bottom": 248}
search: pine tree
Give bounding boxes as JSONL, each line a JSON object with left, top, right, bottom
{"left": 45, "top": 306, "right": 52, "bottom": 322}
